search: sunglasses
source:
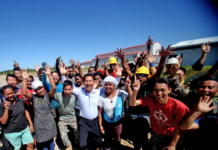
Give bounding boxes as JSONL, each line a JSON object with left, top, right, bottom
{"left": 136, "top": 74, "right": 148, "bottom": 77}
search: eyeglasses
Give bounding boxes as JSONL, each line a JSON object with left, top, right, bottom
{"left": 136, "top": 74, "right": 148, "bottom": 77}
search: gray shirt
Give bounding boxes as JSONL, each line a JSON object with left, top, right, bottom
{"left": 54, "top": 92, "right": 77, "bottom": 119}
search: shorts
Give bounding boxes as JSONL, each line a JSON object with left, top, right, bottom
{"left": 5, "top": 126, "right": 34, "bottom": 150}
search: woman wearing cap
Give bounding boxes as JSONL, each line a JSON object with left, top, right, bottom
{"left": 98, "top": 76, "right": 129, "bottom": 150}
{"left": 22, "top": 66, "right": 57, "bottom": 150}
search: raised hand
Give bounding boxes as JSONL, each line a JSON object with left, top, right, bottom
{"left": 35, "top": 65, "right": 40, "bottom": 72}
{"left": 133, "top": 56, "right": 142, "bottom": 64}
{"left": 101, "top": 61, "right": 108, "bottom": 70}
{"left": 56, "top": 55, "right": 61, "bottom": 63}
{"left": 43, "top": 65, "right": 52, "bottom": 75}
{"left": 145, "top": 36, "right": 153, "bottom": 45}
{"left": 159, "top": 44, "right": 176, "bottom": 58}
{"left": 42, "top": 62, "right": 47, "bottom": 69}
{"left": 125, "top": 76, "right": 132, "bottom": 87}
{"left": 69, "top": 58, "right": 74, "bottom": 66}
{"left": 115, "top": 48, "right": 125, "bottom": 59}
{"left": 201, "top": 41, "right": 211, "bottom": 53}
{"left": 75, "top": 59, "right": 81, "bottom": 69}
{"left": 140, "top": 49, "right": 148, "bottom": 58}
{"left": 132, "top": 75, "right": 140, "bottom": 91}
{"left": 22, "top": 68, "right": 31, "bottom": 80}
{"left": 59, "top": 62, "right": 67, "bottom": 75}
{"left": 94, "top": 80, "right": 100, "bottom": 89}
{"left": 13, "top": 60, "right": 19, "bottom": 68}
{"left": 197, "top": 96, "right": 216, "bottom": 113}
{"left": 3, "top": 98, "right": 11, "bottom": 109}
{"left": 146, "top": 53, "right": 157, "bottom": 63}
{"left": 96, "top": 56, "right": 101, "bottom": 62}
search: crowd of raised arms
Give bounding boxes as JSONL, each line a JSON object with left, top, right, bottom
{"left": 0, "top": 40, "right": 218, "bottom": 150}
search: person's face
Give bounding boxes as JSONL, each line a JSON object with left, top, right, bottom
{"left": 27, "top": 77, "right": 33, "bottom": 89}
{"left": 89, "top": 68, "right": 95, "bottom": 74}
{"left": 153, "top": 83, "right": 171, "bottom": 104}
{"left": 119, "top": 75, "right": 126, "bottom": 85}
{"left": 7, "top": 76, "right": 18, "bottom": 88}
{"left": 94, "top": 75, "right": 102, "bottom": 83}
{"left": 63, "top": 85, "right": 73, "bottom": 97}
{"left": 166, "top": 64, "right": 179, "bottom": 75}
{"left": 39, "top": 71, "right": 43, "bottom": 78}
{"left": 14, "top": 70, "right": 22, "bottom": 80}
{"left": 35, "top": 86, "right": 45, "bottom": 96}
{"left": 75, "top": 76, "right": 82, "bottom": 86}
{"left": 52, "top": 72, "right": 60, "bottom": 83}
{"left": 197, "top": 80, "right": 218, "bottom": 98}
{"left": 84, "top": 76, "right": 94, "bottom": 92}
{"left": 104, "top": 82, "right": 115, "bottom": 94}
{"left": 109, "top": 64, "right": 116, "bottom": 70}
{"left": 68, "top": 68, "right": 74, "bottom": 77}
{"left": 3, "top": 88, "right": 15, "bottom": 101}
{"left": 176, "top": 70, "right": 186, "bottom": 83}
{"left": 136, "top": 74, "right": 148, "bottom": 85}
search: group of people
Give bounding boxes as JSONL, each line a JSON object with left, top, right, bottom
{"left": 0, "top": 41, "right": 217, "bottom": 150}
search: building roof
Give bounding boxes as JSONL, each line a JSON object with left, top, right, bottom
{"left": 171, "top": 36, "right": 218, "bottom": 49}
{"left": 81, "top": 60, "right": 92, "bottom": 64}
{"left": 96, "top": 42, "right": 159, "bottom": 56}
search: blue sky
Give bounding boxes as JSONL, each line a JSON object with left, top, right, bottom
{"left": 0, "top": 0, "right": 218, "bottom": 71}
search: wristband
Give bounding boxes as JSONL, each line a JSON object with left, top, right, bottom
{"left": 150, "top": 62, "right": 155, "bottom": 67}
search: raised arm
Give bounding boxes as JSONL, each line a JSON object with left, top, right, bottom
{"left": 130, "top": 75, "right": 143, "bottom": 106}
{"left": 199, "top": 42, "right": 211, "bottom": 64}
{"left": 151, "top": 45, "right": 176, "bottom": 80}
{"left": 125, "top": 76, "right": 133, "bottom": 99}
{"left": 22, "top": 69, "right": 33, "bottom": 100}
{"left": 43, "top": 65, "right": 56, "bottom": 98}
{"left": 56, "top": 56, "right": 62, "bottom": 78}
{"left": 141, "top": 50, "right": 149, "bottom": 69}
{"left": 95, "top": 56, "right": 100, "bottom": 71}
{"left": 13, "top": 60, "right": 20, "bottom": 69}
{"left": 180, "top": 96, "right": 216, "bottom": 130}
{"left": 75, "top": 59, "right": 84, "bottom": 78}
{"left": 146, "top": 53, "right": 157, "bottom": 75}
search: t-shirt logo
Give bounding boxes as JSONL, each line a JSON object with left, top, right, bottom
{"left": 154, "top": 110, "right": 171, "bottom": 127}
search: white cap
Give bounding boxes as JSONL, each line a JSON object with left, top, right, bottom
{"left": 166, "top": 57, "right": 179, "bottom": 65}
{"left": 31, "top": 81, "right": 43, "bottom": 90}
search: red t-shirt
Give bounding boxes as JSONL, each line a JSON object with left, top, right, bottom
{"left": 19, "top": 88, "right": 34, "bottom": 119}
{"left": 98, "top": 69, "right": 121, "bottom": 78}
{"left": 139, "top": 95, "right": 189, "bottom": 136}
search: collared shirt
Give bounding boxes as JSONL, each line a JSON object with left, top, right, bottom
{"left": 72, "top": 88, "right": 105, "bottom": 120}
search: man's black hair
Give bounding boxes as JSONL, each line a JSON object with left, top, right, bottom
{"left": 13, "top": 68, "right": 21, "bottom": 74}
{"left": 179, "top": 67, "right": 187, "bottom": 75}
{"left": 154, "top": 77, "right": 172, "bottom": 89}
{"left": 198, "top": 77, "right": 218, "bottom": 87}
{"left": 28, "top": 75, "right": 34, "bottom": 81}
{"left": 63, "top": 80, "right": 73, "bottom": 88}
{"left": 0, "top": 85, "right": 14, "bottom": 95}
{"left": 94, "top": 72, "right": 104, "bottom": 80}
{"left": 75, "top": 73, "right": 83, "bottom": 79}
{"left": 83, "top": 73, "right": 94, "bottom": 82}
{"left": 68, "top": 66, "right": 74, "bottom": 69}
{"left": 6, "top": 74, "right": 18, "bottom": 81}
{"left": 39, "top": 68, "right": 45, "bottom": 72}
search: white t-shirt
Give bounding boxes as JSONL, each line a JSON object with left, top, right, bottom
{"left": 98, "top": 90, "right": 128, "bottom": 119}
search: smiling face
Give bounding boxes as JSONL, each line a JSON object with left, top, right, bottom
{"left": 63, "top": 85, "right": 73, "bottom": 97}
{"left": 176, "top": 69, "right": 186, "bottom": 83}
{"left": 84, "top": 76, "right": 94, "bottom": 93}
{"left": 136, "top": 74, "right": 148, "bottom": 85}
{"left": 153, "top": 83, "right": 172, "bottom": 104}
{"left": 68, "top": 68, "right": 75, "bottom": 77}
{"left": 94, "top": 75, "right": 102, "bottom": 83}
{"left": 7, "top": 76, "right": 18, "bottom": 88}
{"left": 166, "top": 64, "right": 179, "bottom": 76}
{"left": 197, "top": 80, "right": 218, "bottom": 98}
{"left": 35, "top": 86, "right": 45, "bottom": 96}
{"left": 104, "top": 82, "right": 115, "bottom": 94}
{"left": 14, "top": 70, "right": 22, "bottom": 81}
{"left": 3, "top": 88, "right": 15, "bottom": 101}
{"left": 75, "top": 76, "right": 82, "bottom": 86}
{"left": 89, "top": 68, "right": 96, "bottom": 75}
{"left": 27, "top": 77, "right": 33, "bottom": 89}
{"left": 109, "top": 64, "right": 116, "bottom": 70}
{"left": 52, "top": 72, "right": 60, "bottom": 83}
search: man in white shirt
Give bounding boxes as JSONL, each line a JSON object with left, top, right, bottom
{"left": 61, "top": 72, "right": 104, "bottom": 150}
